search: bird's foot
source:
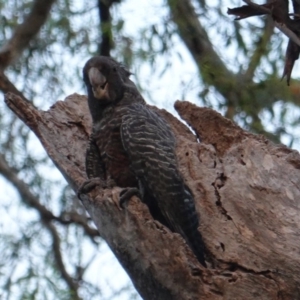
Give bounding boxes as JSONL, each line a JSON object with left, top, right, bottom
{"left": 119, "top": 187, "right": 141, "bottom": 208}
{"left": 77, "top": 177, "right": 107, "bottom": 200}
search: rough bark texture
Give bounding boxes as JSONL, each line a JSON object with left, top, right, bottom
{"left": 5, "top": 93, "right": 300, "bottom": 299}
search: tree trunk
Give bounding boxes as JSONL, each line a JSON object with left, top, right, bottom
{"left": 5, "top": 92, "right": 300, "bottom": 299}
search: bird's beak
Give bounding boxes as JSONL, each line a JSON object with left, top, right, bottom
{"left": 88, "top": 67, "right": 108, "bottom": 99}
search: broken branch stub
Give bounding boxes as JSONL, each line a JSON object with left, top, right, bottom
{"left": 4, "top": 93, "right": 300, "bottom": 299}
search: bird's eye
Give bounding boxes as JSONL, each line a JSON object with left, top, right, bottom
{"left": 113, "top": 67, "right": 117, "bottom": 72}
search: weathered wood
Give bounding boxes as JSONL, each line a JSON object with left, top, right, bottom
{"left": 5, "top": 92, "right": 300, "bottom": 299}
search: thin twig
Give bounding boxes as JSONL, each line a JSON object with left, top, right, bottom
{"left": 243, "top": 0, "right": 300, "bottom": 46}
{"left": 0, "top": 153, "right": 99, "bottom": 239}
{"left": 275, "top": 21, "right": 300, "bottom": 46}
{"left": 44, "top": 221, "right": 82, "bottom": 300}
{"left": 243, "top": 0, "right": 272, "bottom": 14}
{"left": 244, "top": 16, "right": 274, "bottom": 80}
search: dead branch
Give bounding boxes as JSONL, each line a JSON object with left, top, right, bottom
{"left": 5, "top": 92, "right": 300, "bottom": 299}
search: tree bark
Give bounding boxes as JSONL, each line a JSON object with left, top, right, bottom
{"left": 5, "top": 92, "right": 300, "bottom": 299}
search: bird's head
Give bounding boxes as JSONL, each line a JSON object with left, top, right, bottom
{"left": 83, "top": 56, "right": 132, "bottom": 105}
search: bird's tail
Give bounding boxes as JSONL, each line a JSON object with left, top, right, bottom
{"left": 178, "top": 187, "right": 206, "bottom": 267}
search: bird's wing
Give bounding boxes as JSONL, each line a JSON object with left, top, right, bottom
{"left": 120, "top": 103, "right": 183, "bottom": 230}
{"left": 120, "top": 102, "right": 206, "bottom": 266}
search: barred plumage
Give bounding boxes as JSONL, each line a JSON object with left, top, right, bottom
{"left": 79, "top": 56, "right": 206, "bottom": 266}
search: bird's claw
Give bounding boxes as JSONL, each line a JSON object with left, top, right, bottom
{"left": 77, "top": 177, "right": 107, "bottom": 200}
{"left": 119, "top": 187, "right": 141, "bottom": 208}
